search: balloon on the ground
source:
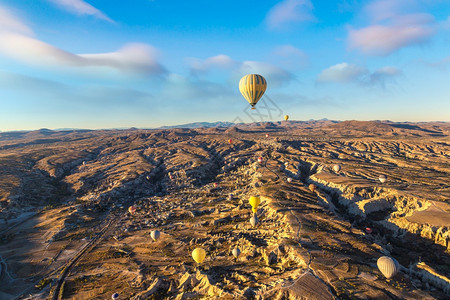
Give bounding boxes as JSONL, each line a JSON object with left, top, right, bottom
{"left": 333, "top": 164, "right": 341, "bottom": 172}
{"left": 377, "top": 256, "right": 400, "bottom": 279}
{"left": 239, "top": 74, "right": 267, "bottom": 110}
{"left": 128, "top": 206, "right": 136, "bottom": 215}
{"left": 232, "top": 247, "right": 241, "bottom": 258}
{"left": 284, "top": 115, "right": 289, "bottom": 121}
{"left": 250, "top": 214, "right": 259, "bottom": 227}
{"left": 192, "top": 247, "right": 206, "bottom": 263}
{"left": 151, "top": 230, "right": 160, "bottom": 241}
{"left": 379, "top": 175, "right": 387, "bottom": 183}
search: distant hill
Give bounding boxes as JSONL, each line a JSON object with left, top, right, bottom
{"left": 158, "top": 121, "right": 235, "bottom": 129}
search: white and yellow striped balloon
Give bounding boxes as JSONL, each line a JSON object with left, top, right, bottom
{"left": 377, "top": 256, "right": 400, "bottom": 279}
{"left": 239, "top": 74, "right": 267, "bottom": 109}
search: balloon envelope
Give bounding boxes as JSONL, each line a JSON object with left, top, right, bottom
{"left": 333, "top": 164, "right": 341, "bottom": 172}
{"left": 239, "top": 74, "right": 267, "bottom": 109}
{"left": 365, "top": 227, "right": 373, "bottom": 234}
{"left": 377, "top": 256, "right": 400, "bottom": 279}
{"left": 379, "top": 175, "right": 387, "bottom": 183}
{"left": 232, "top": 247, "right": 241, "bottom": 258}
{"left": 151, "top": 230, "right": 160, "bottom": 241}
{"left": 309, "top": 184, "right": 316, "bottom": 192}
{"left": 112, "top": 293, "right": 119, "bottom": 299}
{"left": 284, "top": 115, "right": 289, "bottom": 121}
{"left": 287, "top": 178, "right": 292, "bottom": 183}
{"left": 128, "top": 206, "right": 136, "bottom": 214}
{"left": 265, "top": 134, "right": 269, "bottom": 138}
{"left": 228, "top": 139, "right": 233, "bottom": 144}
{"left": 250, "top": 215, "right": 259, "bottom": 227}
{"left": 249, "top": 196, "right": 261, "bottom": 209}
{"left": 257, "top": 157, "right": 263, "bottom": 164}
{"left": 192, "top": 248, "right": 206, "bottom": 264}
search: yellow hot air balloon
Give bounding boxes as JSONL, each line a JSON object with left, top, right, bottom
{"left": 284, "top": 115, "right": 289, "bottom": 121}
{"left": 239, "top": 74, "right": 267, "bottom": 110}
{"left": 192, "top": 248, "right": 206, "bottom": 264}
{"left": 249, "top": 196, "right": 261, "bottom": 210}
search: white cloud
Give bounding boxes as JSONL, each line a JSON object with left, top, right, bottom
{"left": 47, "top": 0, "right": 113, "bottom": 22}
{"left": 317, "top": 62, "right": 401, "bottom": 88}
{"left": 266, "top": 0, "right": 315, "bottom": 30}
{"left": 0, "top": 7, "right": 165, "bottom": 75}
{"left": 186, "top": 54, "right": 295, "bottom": 87}
{"left": 271, "top": 45, "right": 308, "bottom": 69}
{"left": 348, "top": 0, "right": 436, "bottom": 55}
{"left": 317, "top": 63, "right": 367, "bottom": 83}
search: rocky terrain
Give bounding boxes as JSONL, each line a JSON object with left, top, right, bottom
{"left": 0, "top": 120, "right": 448, "bottom": 299}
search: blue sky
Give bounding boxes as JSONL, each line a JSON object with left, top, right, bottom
{"left": 0, "top": 0, "right": 449, "bottom": 130}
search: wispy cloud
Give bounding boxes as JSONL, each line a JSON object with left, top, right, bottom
{"left": 317, "top": 62, "right": 401, "bottom": 88}
{"left": 0, "top": 6, "right": 165, "bottom": 75}
{"left": 348, "top": 0, "right": 436, "bottom": 55}
{"left": 47, "top": 0, "right": 113, "bottom": 22}
{"left": 271, "top": 45, "right": 308, "bottom": 70}
{"left": 266, "top": 0, "right": 315, "bottom": 30}
{"left": 186, "top": 54, "right": 295, "bottom": 87}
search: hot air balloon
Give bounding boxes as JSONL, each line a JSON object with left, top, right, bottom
{"left": 284, "top": 162, "right": 289, "bottom": 167}
{"left": 284, "top": 115, "right": 289, "bottom": 121}
{"left": 232, "top": 247, "right": 241, "bottom": 258}
{"left": 250, "top": 214, "right": 259, "bottom": 227}
{"left": 228, "top": 139, "right": 233, "bottom": 144}
{"left": 377, "top": 256, "right": 400, "bottom": 279}
{"left": 151, "top": 230, "right": 160, "bottom": 241}
{"left": 365, "top": 227, "right": 373, "bottom": 234}
{"left": 257, "top": 157, "right": 263, "bottom": 164}
{"left": 228, "top": 193, "right": 233, "bottom": 201}
{"left": 213, "top": 182, "right": 218, "bottom": 188}
{"left": 333, "top": 164, "right": 341, "bottom": 173}
{"left": 128, "top": 206, "right": 136, "bottom": 215}
{"left": 265, "top": 134, "right": 270, "bottom": 138}
{"left": 309, "top": 184, "right": 316, "bottom": 192}
{"left": 192, "top": 248, "right": 206, "bottom": 264}
{"left": 249, "top": 196, "right": 261, "bottom": 211}
{"left": 287, "top": 178, "right": 292, "bottom": 183}
{"left": 112, "top": 293, "right": 119, "bottom": 299}
{"left": 239, "top": 74, "right": 267, "bottom": 110}
{"left": 379, "top": 175, "right": 387, "bottom": 184}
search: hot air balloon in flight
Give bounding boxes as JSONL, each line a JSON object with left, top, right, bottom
{"left": 284, "top": 115, "right": 289, "bottom": 121}
{"left": 377, "top": 256, "right": 400, "bottom": 279}
{"left": 365, "top": 227, "right": 373, "bottom": 234}
{"left": 265, "top": 134, "right": 270, "bottom": 138}
{"left": 192, "top": 248, "right": 206, "bottom": 264}
{"left": 239, "top": 74, "right": 267, "bottom": 110}
{"left": 228, "top": 139, "right": 233, "bottom": 144}
{"left": 257, "top": 157, "right": 263, "bottom": 164}
{"left": 287, "top": 177, "right": 292, "bottom": 183}
{"left": 232, "top": 247, "right": 241, "bottom": 258}
{"left": 309, "top": 184, "right": 317, "bottom": 192}
{"left": 333, "top": 164, "right": 341, "bottom": 173}
{"left": 379, "top": 175, "right": 387, "bottom": 184}
{"left": 112, "top": 293, "right": 119, "bottom": 299}
{"left": 128, "top": 206, "right": 136, "bottom": 215}
{"left": 151, "top": 230, "right": 160, "bottom": 241}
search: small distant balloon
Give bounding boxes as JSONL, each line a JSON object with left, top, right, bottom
{"left": 379, "top": 175, "right": 387, "bottom": 183}
{"left": 213, "top": 182, "right": 218, "bottom": 188}
{"left": 284, "top": 115, "right": 289, "bottom": 121}
{"left": 228, "top": 193, "right": 233, "bottom": 201}
{"left": 377, "top": 256, "right": 400, "bottom": 279}
{"left": 250, "top": 214, "right": 259, "bottom": 227}
{"left": 257, "top": 157, "right": 263, "bottom": 164}
{"left": 365, "top": 227, "right": 373, "bottom": 234}
{"left": 333, "top": 164, "right": 341, "bottom": 173}
{"left": 265, "top": 134, "right": 269, "bottom": 138}
{"left": 128, "top": 206, "right": 136, "bottom": 215}
{"left": 192, "top": 247, "right": 207, "bottom": 264}
{"left": 228, "top": 139, "right": 233, "bottom": 144}
{"left": 287, "top": 178, "right": 292, "bottom": 183}
{"left": 232, "top": 247, "right": 241, "bottom": 258}
{"left": 249, "top": 196, "right": 261, "bottom": 210}
{"left": 112, "top": 293, "right": 119, "bottom": 299}
{"left": 309, "top": 184, "right": 316, "bottom": 192}
{"left": 151, "top": 230, "right": 160, "bottom": 241}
